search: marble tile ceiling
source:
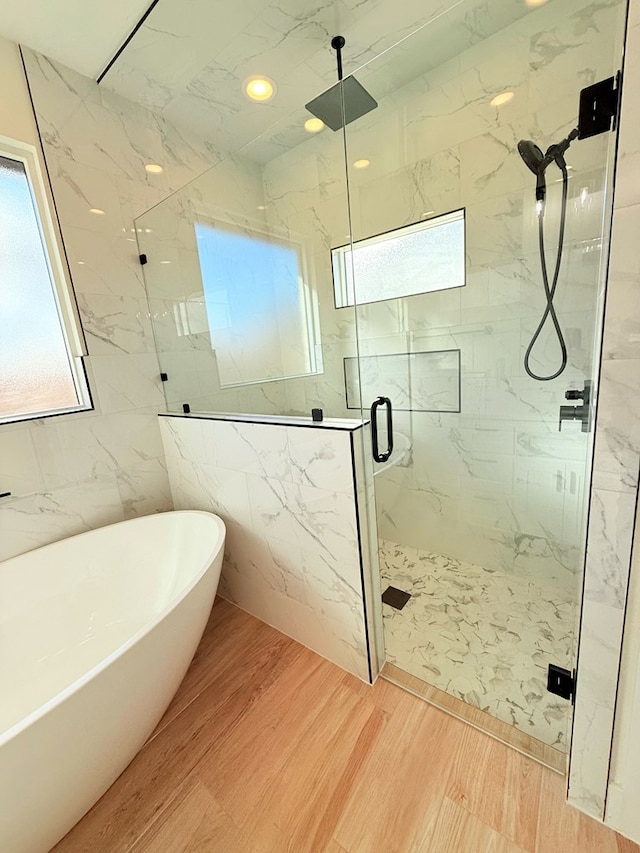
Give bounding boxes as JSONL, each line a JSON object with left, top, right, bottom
{"left": 100, "top": 0, "right": 539, "bottom": 161}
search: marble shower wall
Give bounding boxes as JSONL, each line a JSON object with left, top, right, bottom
{"left": 159, "top": 413, "right": 380, "bottom": 682}
{"left": 261, "top": 0, "right": 625, "bottom": 586}
{"left": 135, "top": 114, "right": 357, "bottom": 421}
{"left": 0, "top": 47, "right": 221, "bottom": 560}
{"left": 134, "top": 153, "right": 288, "bottom": 415}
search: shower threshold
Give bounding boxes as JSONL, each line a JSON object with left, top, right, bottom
{"left": 381, "top": 662, "right": 565, "bottom": 773}
{"left": 379, "top": 540, "right": 573, "bottom": 773}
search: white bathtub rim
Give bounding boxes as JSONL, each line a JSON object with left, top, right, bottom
{"left": 0, "top": 510, "right": 225, "bottom": 749}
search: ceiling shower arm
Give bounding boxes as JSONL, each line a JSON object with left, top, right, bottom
{"left": 331, "top": 35, "right": 346, "bottom": 81}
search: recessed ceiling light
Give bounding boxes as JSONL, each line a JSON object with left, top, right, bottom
{"left": 244, "top": 76, "right": 276, "bottom": 102}
{"left": 144, "top": 228, "right": 152, "bottom": 233}
{"left": 145, "top": 164, "right": 163, "bottom": 174}
{"left": 77, "top": 261, "right": 85, "bottom": 265}
{"left": 160, "top": 260, "right": 172, "bottom": 265}
{"left": 89, "top": 207, "right": 105, "bottom": 215}
{"left": 256, "top": 205, "right": 267, "bottom": 210}
{"left": 353, "top": 159, "right": 370, "bottom": 169}
{"left": 422, "top": 210, "right": 435, "bottom": 217}
{"left": 304, "top": 117, "right": 325, "bottom": 133}
{"left": 490, "top": 91, "right": 515, "bottom": 107}
{"left": 525, "top": 0, "right": 549, "bottom": 6}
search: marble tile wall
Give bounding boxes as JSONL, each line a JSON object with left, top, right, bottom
{"left": 99, "top": 0, "right": 535, "bottom": 159}
{"left": 344, "top": 350, "right": 461, "bottom": 413}
{"left": 159, "top": 413, "right": 379, "bottom": 682}
{"left": 0, "top": 47, "right": 221, "bottom": 560}
{"left": 569, "top": 0, "right": 640, "bottom": 822}
{"left": 135, "top": 112, "right": 357, "bottom": 421}
{"left": 134, "top": 139, "right": 349, "bottom": 419}
{"left": 261, "top": 0, "right": 625, "bottom": 588}
{"left": 1, "top": 0, "right": 632, "bottom": 823}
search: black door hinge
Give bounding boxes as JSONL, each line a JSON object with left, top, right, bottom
{"left": 139, "top": 253, "right": 148, "bottom": 265}
{"left": 578, "top": 72, "right": 622, "bottom": 139}
{"left": 547, "top": 664, "right": 576, "bottom": 703}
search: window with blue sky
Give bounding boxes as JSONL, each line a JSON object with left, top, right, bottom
{"left": 195, "top": 220, "right": 319, "bottom": 386}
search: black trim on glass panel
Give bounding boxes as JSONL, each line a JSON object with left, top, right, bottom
{"left": 330, "top": 206, "right": 467, "bottom": 310}
{"left": 158, "top": 412, "right": 368, "bottom": 432}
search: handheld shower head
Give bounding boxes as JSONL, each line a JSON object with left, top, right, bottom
{"left": 519, "top": 126, "right": 581, "bottom": 383}
{"left": 517, "top": 129, "right": 579, "bottom": 205}
{"left": 518, "top": 140, "right": 545, "bottom": 174}
{"left": 518, "top": 139, "right": 547, "bottom": 204}
{"left": 518, "top": 128, "right": 580, "bottom": 175}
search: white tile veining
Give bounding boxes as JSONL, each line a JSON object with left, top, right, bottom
{"left": 127, "top": 0, "right": 635, "bottom": 819}
{"left": 0, "top": 45, "right": 220, "bottom": 561}
{"left": 160, "top": 415, "right": 379, "bottom": 682}
{"left": 0, "top": 0, "right": 636, "bottom": 833}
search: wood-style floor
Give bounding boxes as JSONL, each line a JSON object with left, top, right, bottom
{"left": 380, "top": 663, "right": 565, "bottom": 773}
{"left": 53, "top": 599, "right": 639, "bottom": 853}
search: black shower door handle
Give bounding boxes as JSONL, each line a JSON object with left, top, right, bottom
{"left": 370, "top": 396, "right": 394, "bottom": 463}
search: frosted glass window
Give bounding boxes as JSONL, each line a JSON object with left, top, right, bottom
{"left": 0, "top": 146, "right": 90, "bottom": 423}
{"left": 332, "top": 208, "right": 465, "bottom": 307}
{"left": 195, "top": 221, "right": 319, "bottom": 386}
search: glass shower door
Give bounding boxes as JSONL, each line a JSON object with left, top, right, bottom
{"left": 341, "top": 0, "right": 628, "bottom": 757}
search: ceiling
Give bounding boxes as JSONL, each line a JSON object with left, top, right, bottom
{"left": 97, "top": 0, "right": 535, "bottom": 159}
{"left": 0, "top": 0, "right": 544, "bottom": 162}
{"left": 0, "top": 0, "right": 152, "bottom": 78}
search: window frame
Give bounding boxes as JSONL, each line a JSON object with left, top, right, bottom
{"left": 0, "top": 134, "right": 92, "bottom": 425}
{"left": 331, "top": 207, "right": 466, "bottom": 309}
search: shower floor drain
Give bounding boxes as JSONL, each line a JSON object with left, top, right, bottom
{"left": 382, "top": 586, "right": 412, "bottom": 610}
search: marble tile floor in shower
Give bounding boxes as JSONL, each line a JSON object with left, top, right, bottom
{"left": 380, "top": 539, "right": 576, "bottom": 750}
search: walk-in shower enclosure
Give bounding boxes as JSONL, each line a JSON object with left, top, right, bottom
{"left": 125, "top": 0, "right": 628, "bottom": 764}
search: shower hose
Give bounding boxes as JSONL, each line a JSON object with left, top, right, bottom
{"left": 523, "top": 165, "right": 569, "bottom": 381}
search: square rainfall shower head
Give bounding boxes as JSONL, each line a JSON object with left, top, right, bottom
{"left": 305, "top": 75, "right": 378, "bottom": 131}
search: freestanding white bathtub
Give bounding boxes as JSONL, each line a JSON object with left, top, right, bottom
{"left": 0, "top": 510, "right": 226, "bottom": 853}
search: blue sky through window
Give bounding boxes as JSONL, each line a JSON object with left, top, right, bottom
{"left": 195, "top": 221, "right": 311, "bottom": 385}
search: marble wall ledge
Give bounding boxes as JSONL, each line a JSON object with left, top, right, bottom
{"left": 159, "top": 411, "right": 368, "bottom": 431}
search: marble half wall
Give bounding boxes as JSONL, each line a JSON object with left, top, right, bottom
{"left": 159, "top": 413, "right": 381, "bottom": 682}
